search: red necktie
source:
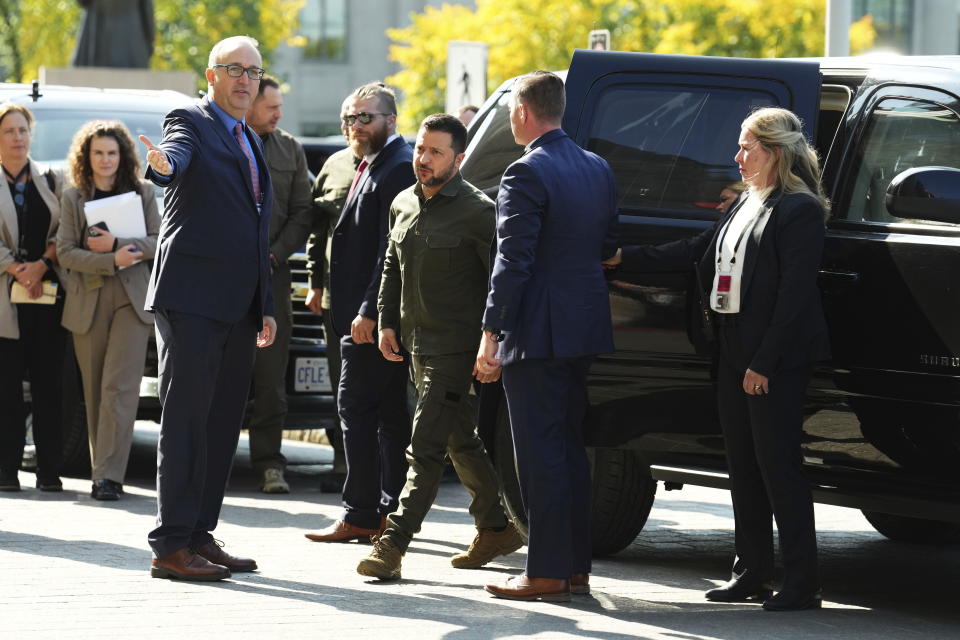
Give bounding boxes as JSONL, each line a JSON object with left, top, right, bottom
{"left": 346, "top": 159, "right": 369, "bottom": 204}
{"left": 234, "top": 122, "right": 262, "bottom": 204}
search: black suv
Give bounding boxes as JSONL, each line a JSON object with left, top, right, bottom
{"left": 462, "top": 51, "right": 960, "bottom": 555}
{"left": 1, "top": 83, "right": 335, "bottom": 471}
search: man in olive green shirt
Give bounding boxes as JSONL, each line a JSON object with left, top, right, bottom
{"left": 306, "top": 98, "right": 360, "bottom": 488}
{"left": 246, "top": 76, "right": 314, "bottom": 494}
{"left": 357, "top": 113, "right": 521, "bottom": 581}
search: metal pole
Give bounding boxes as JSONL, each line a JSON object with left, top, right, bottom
{"left": 826, "top": 0, "right": 852, "bottom": 57}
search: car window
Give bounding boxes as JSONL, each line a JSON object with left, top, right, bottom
{"left": 585, "top": 85, "right": 775, "bottom": 216}
{"left": 460, "top": 91, "right": 523, "bottom": 194}
{"left": 30, "top": 108, "right": 166, "bottom": 169}
{"left": 844, "top": 98, "right": 960, "bottom": 225}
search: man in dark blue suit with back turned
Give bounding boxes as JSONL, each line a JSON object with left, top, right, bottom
{"left": 139, "top": 35, "right": 276, "bottom": 582}
{"left": 477, "top": 71, "right": 618, "bottom": 602}
{"left": 304, "top": 83, "right": 414, "bottom": 543}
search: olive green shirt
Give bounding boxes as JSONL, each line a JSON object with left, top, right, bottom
{"left": 378, "top": 172, "right": 495, "bottom": 355}
{"left": 308, "top": 146, "right": 361, "bottom": 309}
{"left": 261, "top": 128, "right": 314, "bottom": 263}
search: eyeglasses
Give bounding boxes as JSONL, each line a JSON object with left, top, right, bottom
{"left": 212, "top": 64, "right": 265, "bottom": 80}
{"left": 12, "top": 182, "right": 24, "bottom": 208}
{"left": 341, "top": 112, "right": 392, "bottom": 127}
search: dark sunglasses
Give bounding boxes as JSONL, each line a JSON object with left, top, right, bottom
{"left": 341, "top": 112, "right": 392, "bottom": 127}
{"left": 212, "top": 63, "right": 265, "bottom": 80}
{"left": 12, "top": 182, "right": 25, "bottom": 207}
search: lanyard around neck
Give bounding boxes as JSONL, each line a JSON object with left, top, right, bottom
{"left": 3, "top": 163, "right": 29, "bottom": 184}
{"left": 4, "top": 163, "right": 32, "bottom": 259}
{"left": 715, "top": 199, "right": 763, "bottom": 271}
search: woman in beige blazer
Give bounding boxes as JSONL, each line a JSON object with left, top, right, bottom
{"left": 57, "top": 120, "right": 159, "bottom": 501}
{"left": 0, "top": 103, "right": 66, "bottom": 493}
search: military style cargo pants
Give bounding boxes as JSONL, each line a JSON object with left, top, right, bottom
{"left": 385, "top": 352, "right": 506, "bottom": 551}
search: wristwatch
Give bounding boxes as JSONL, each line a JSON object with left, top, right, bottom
{"left": 39, "top": 256, "right": 53, "bottom": 270}
{"left": 482, "top": 324, "right": 505, "bottom": 342}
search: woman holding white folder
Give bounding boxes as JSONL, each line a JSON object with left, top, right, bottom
{"left": 0, "top": 103, "right": 66, "bottom": 493}
{"left": 57, "top": 120, "right": 160, "bottom": 501}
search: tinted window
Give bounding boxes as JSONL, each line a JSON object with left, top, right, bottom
{"left": 585, "top": 86, "right": 775, "bottom": 215}
{"left": 845, "top": 98, "right": 960, "bottom": 225}
{"left": 461, "top": 91, "right": 523, "bottom": 195}
{"left": 30, "top": 108, "right": 166, "bottom": 168}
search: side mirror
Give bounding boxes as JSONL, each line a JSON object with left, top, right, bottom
{"left": 885, "top": 166, "right": 960, "bottom": 225}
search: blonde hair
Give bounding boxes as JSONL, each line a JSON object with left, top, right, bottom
{"left": 0, "top": 102, "right": 34, "bottom": 129}
{"left": 742, "top": 107, "right": 830, "bottom": 216}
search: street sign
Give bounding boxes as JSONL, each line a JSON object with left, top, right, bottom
{"left": 446, "top": 41, "right": 487, "bottom": 114}
{"left": 589, "top": 29, "right": 611, "bottom": 50}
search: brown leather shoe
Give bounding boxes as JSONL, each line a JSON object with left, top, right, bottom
{"left": 571, "top": 573, "right": 590, "bottom": 595}
{"left": 193, "top": 540, "right": 257, "bottom": 572}
{"left": 305, "top": 519, "right": 379, "bottom": 543}
{"left": 151, "top": 548, "right": 230, "bottom": 581}
{"left": 485, "top": 575, "right": 571, "bottom": 602}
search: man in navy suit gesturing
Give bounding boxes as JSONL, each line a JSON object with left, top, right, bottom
{"left": 477, "top": 71, "right": 618, "bottom": 602}
{"left": 139, "top": 36, "right": 276, "bottom": 581}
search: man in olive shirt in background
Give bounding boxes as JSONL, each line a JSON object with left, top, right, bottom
{"left": 305, "top": 97, "right": 358, "bottom": 489}
{"left": 357, "top": 113, "right": 521, "bottom": 580}
{"left": 245, "top": 75, "right": 314, "bottom": 493}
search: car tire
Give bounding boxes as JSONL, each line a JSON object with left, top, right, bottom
{"left": 862, "top": 511, "right": 960, "bottom": 545}
{"left": 589, "top": 446, "right": 656, "bottom": 556}
{"left": 492, "top": 395, "right": 657, "bottom": 556}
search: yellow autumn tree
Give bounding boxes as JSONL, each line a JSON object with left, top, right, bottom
{"left": 152, "top": 0, "right": 305, "bottom": 88}
{"left": 849, "top": 14, "right": 878, "bottom": 55}
{"left": 388, "top": 0, "right": 873, "bottom": 131}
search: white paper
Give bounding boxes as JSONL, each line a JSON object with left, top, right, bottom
{"left": 83, "top": 191, "right": 147, "bottom": 239}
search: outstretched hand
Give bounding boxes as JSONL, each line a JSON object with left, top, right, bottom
{"left": 139, "top": 135, "right": 172, "bottom": 176}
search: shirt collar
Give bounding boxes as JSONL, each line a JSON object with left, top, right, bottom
{"left": 208, "top": 98, "right": 246, "bottom": 132}
{"left": 523, "top": 128, "right": 565, "bottom": 154}
{"left": 364, "top": 133, "right": 401, "bottom": 165}
{"left": 414, "top": 171, "right": 463, "bottom": 202}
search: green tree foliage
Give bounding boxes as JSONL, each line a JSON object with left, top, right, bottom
{"left": 0, "top": 0, "right": 80, "bottom": 83}
{"left": 152, "top": 0, "right": 305, "bottom": 88}
{"left": 387, "top": 0, "right": 875, "bottom": 132}
{"left": 0, "top": 0, "right": 303, "bottom": 86}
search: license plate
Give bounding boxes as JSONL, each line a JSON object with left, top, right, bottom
{"left": 294, "top": 357, "right": 332, "bottom": 392}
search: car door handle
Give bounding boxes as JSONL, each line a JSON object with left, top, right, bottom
{"left": 818, "top": 269, "right": 859, "bottom": 283}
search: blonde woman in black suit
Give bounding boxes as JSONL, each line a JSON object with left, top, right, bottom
{"left": 0, "top": 103, "right": 66, "bottom": 493}
{"left": 605, "top": 107, "right": 830, "bottom": 611}
{"left": 57, "top": 121, "right": 160, "bottom": 501}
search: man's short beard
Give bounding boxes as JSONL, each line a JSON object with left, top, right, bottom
{"left": 418, "top": 164, "right": 456, "bottom": 189}
{"left": 350, "top": 122, "right": 389, "bottom": 157}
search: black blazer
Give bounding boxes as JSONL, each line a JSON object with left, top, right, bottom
{"left": 622, "top": 191, "right": 830, "bottom": 377}
{"left": 328, "top": 136, "right": 414, "bottom": 337}
{"left": 145, "top": 97, "right": 274, "bottom": 323}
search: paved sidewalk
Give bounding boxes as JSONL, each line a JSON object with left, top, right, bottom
{"left": 1, "top": 429, "right": 959, "bottom": 639}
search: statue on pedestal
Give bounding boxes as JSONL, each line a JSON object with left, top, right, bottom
{"left": 72, "top": 0, "right": 155, "bottom": 68}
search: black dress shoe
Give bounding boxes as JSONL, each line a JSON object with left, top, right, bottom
{"left": 106, "top": 479, "right": 124, "bottom": 495}
{"left": 763, "top": 589, "right": 823, "bottom": 611}
{"left": 0, "top": 472, "right": 20, "bottom": 492}
{"left": 92, "top": 479, "right": 120, "bottom": 501}
{"left": 36, "top": 477, "right": 63, "bottom": 492}
{"left": 705, "top": 575, "right": 774, "bottom": 602}
{"left": 319, "top": 472, "right": 345, "bottom": 494}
